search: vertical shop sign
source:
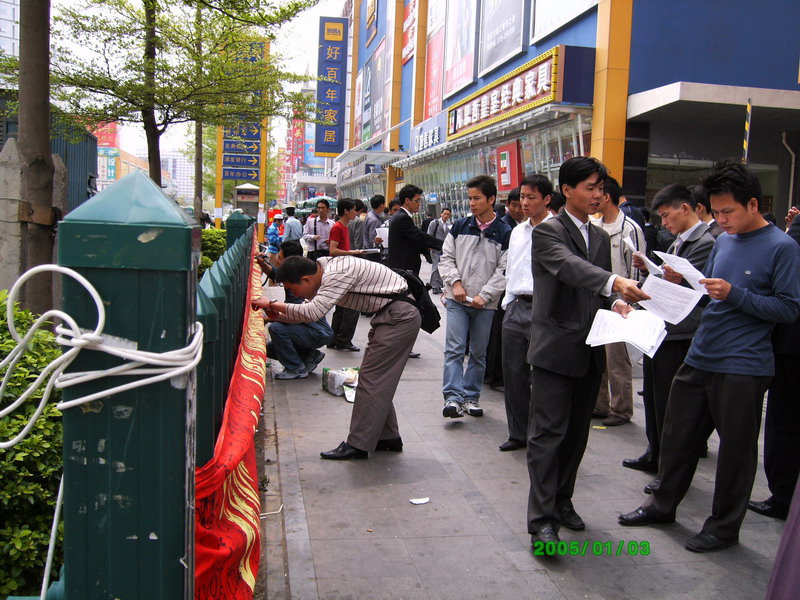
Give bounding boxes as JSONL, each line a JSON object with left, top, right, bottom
{"left": 402, "top": 0, "right": 417, "bottom": 64}
{"left": 361, "top": 56, "right": 374, "bottom": 142}
{"left": 372, "top": 41, "right": 386, "bottom": 140}
{"left": 424, "top": 29, "right": 445, "bottom": 120}
{"left": 479, "top": 0, "right": 526, "bottom": 76}
{"left": 353, "top": 70, "right": 364, "bottom": 145}
{"left": 443, "top": 0, "right": 479, "bottom": 98}
{"left": 315, "top": 17, "right": 348, "bottom": 157}
{"left": 366, "top": 0, "right": 378, "bottom": 44}
{"left": 427, "top": 0, "right": 445, "bottom": 37}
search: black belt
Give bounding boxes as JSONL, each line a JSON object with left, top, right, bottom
{"left": 516, "top": 294, "right": 533, "bottom": 303}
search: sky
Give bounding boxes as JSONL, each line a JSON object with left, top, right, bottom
{"left": 119, "top": 0, "right": 345, "bottom": 155}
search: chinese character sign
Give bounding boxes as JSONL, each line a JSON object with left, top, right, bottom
{"left": 443, "top": 0, "right": 478, "bottom": 98}
{"left": 478, "top": 0, "right": 526, "bottom": 76}
{"left": 316, "top": 17, "right": 348, "bottom": 157}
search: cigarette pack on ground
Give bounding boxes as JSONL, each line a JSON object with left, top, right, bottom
{"left": 321, "top": 367, "right": 360, "bottom": 399}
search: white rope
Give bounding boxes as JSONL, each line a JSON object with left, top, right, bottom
{"left": 0, "top": 264, "right": 203, "bottom": 449}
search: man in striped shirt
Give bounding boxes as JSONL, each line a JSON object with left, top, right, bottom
{"left": 252, "top": 255, "right": 421, "bottom": 460}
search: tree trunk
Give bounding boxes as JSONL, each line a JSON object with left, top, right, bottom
{"left": 17, "top": 0, "right": 54, "bottom": 315}
{"left": 143, "top": 0, "right": 161, "bottom": 186}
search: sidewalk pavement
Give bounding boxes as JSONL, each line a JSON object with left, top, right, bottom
{"left": 257, "top": 268, "right": 783, "bottom": 600}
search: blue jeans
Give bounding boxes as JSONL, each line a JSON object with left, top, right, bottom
{"left": 443, "top": 299, "right": 495, "bottom": 404}
{"left": 268, "top": 319, "right": 333, "bottom": 371}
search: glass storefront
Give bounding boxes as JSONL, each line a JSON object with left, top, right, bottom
{"left": 401, "top": 117, "right": 592, "bottom": 219}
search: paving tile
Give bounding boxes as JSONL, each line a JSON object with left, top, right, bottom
{"left": 305, "top": 506, "right": 400, "bottom": 540}
{"left": 310, "top": 538, "right": 415, "bottom": 580}
{"left": 315, "top": 576, "right": 430, "bottom": 600}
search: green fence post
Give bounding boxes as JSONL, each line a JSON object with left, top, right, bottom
{"left": 57, "top": 171, "right": 199, "bottom": 599}
{"left": 195, "top": 283, "right": 219, "bottom": 467}
{"left": 226, "top": 211, "right": 250, "bottom": 249}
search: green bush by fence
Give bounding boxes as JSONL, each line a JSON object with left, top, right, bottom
{"left": 0, "top": 290, "right": 64, "bottom": 597}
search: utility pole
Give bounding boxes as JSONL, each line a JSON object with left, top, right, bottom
{"left": 17, "top": 0, "right": 54, "bottom": 314}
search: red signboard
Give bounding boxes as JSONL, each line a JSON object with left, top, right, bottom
{"left": 92, "top": 121, "right": 119, "bottom": 147}
{"left": 423, "top": 29, "right": 445, "bottom": 120}
{"left": 496, "top": 140, "right": 522, "bottom": 193}
{"left": 402, "top": 0, "right": 417, "bottom": 64}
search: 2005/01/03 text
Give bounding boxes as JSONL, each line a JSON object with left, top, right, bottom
{"left": 532, "top": 540, "right": 651, "bottom": 557}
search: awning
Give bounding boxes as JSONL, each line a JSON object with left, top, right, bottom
{"left": 627, "top": 82, "right": 800, "bottom": 130}
{"left": 336, "top": 118, "right": 412, "bottom": 166}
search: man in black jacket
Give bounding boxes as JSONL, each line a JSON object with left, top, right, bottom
{"left": 387, "top": 184, "right": 443, "bottom": 275}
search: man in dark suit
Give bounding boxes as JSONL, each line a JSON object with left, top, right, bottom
{"left": 527, "top": 157, "right": 649, "bottom": 546}
{"left": 387, "top": 184, "right": 443, "bottom": 358}
{"left": 387, "top": 184, "right": 443, "bottom": 275}
{"left": 748, "top": 215, "right": 800, "bottom": 520}
{"left": 623, "top": 184, "right": 716, "bottom": 489}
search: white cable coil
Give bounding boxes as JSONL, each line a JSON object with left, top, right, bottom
{"left": 1, "top": 264, "right": 203, "bottom": 449}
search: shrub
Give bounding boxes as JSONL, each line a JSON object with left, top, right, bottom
{"left": 198, "top": 255, "right": 213, "bottom": 279}
{"left": 0, "top": 290, "right": 64, "bottom": 597}
{"left": 201, "top": 228, "right": 227, "bottom": 263}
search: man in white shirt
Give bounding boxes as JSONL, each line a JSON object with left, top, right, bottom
{"left": 590, "top": 177, "right": 647, "bottom": 426}
{"left": 303, "top": 198, "right": 333, "bottom": 260}
{"left": 499, "top": 174, "right": 554, "bottom": 451}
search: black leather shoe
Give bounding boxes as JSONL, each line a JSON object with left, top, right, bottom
{"left": 531, "top": 522, "right": 560, "bottom": 545}
{"left": 499, "top": 439, "right": 526, "bottom": 452}
{"left": 747, "top": 498, "right": 788, "bottom": 520}
{"left": 375, "top": 437, "right": 403, "bottom": 452}
{"left": 643, "top": 479, "right": 661, "bottom": 495}
{"left": 685, "top": 531, "right": 738, "bottom": 553}
{"left": 622, "top": 455, "right": 658, "bottom": 473}
{"left": 408, "top": 352, "right": 421, "bottom": 359}
{"left": 557, "top": 503, "right": 585, "bottom": 531}
{"left": 618, "top": 507, "right": 675, "bottom": 526}
{"left": 320, "top": 441, "right": 368, "bottom": 460}
{"left": 340, "top": 343, "right": 361, "bottom": 352}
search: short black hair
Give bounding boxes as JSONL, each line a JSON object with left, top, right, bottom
{"left": 398, "top": 184, "right": 423, "bottom": 204}
{"left": 507, "top": 188, "right": 520, "bottom": 204}
{"left": 275, "top": 255, "right": 318, "bottom": 284}
{"left": 466, "top": 175, "right": 497, "bottom": 202}
{"left": 559, "top": 156, "right": 608, "bottom": 192}
{"left": 702, "top": 158, "right": 762, "bottom": 210}
{"left": 370, "top": 195, "right": 386, "bottom": 210}
{"left": 520, "top": 174, "right": 554, "bottom": 199}
{"left": 389, "top": 197, "right": 402, "bottom": 210}
{"left": 603, "top": 177, "right": 622, "bottom": 206}
{"left": 354, "top": 198, "right": 366, "bottom": 212}
{"left": 441, "top": 206, "right": 451, "bottom": 214}
{"left": 652, "top": 183, "right": 695, "bottom": 212}
{"left": 688, "top": 184, "right": 710, "bottom": 213}
{"left": 337, "top": 198, "right": 355, "bottom": 216}
{"left": 285, "top": 206, "right": 296, "bottom": 217}
{"left": 279, "top": 239, "right": 303, "bottom": 257}
{"left": 316, "top": 198, "right": 330, "bottom": 209}
{"left": 548, "top": 192, "right": 565, "bottom": 213}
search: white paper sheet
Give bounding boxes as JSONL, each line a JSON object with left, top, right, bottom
{"left": 376, "top": 226, "right": 389, "bottom": 248}
{"left": 638, "top": 275, "right": 704, "bottom": 325}
{"left": 623, "top": 236, "right": 663, "bottom": 276}
{"left": 654, "top": 251, "right": 708, "bottom": 293}
{"left": 586, "top": 309, "right": 667, "bottom": 358}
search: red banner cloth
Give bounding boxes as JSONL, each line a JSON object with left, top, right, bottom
{"left": 195, "top": 235, "right": 266, "bottom": 598}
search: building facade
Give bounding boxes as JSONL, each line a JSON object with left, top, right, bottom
{"left": 332, "top": 0, "right": 800, "bottom": 219}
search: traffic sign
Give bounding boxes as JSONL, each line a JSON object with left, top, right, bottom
{"left": 223, "top": 139, "right": 261, "bottom": 154}
{"left": 222, "top": 167, "right": 259, "bottom": 181}
{"left": 223, "top": 153, "right": 260, "bottom": 167}
{"left": 223, "top": 123, "right": 260, "bottom": 140}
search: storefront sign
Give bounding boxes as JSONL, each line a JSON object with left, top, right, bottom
{"left": 496, "top": 141, "right": 522, "bottom": 192}
{"left": 479, "top": 0, "right": 526, "bottom": 77}
{"left": 402, "top": 0, "right": 417, "bottom": 64}
{"left": 532, "top": 0, "right": 598, "bottom": 44}
{"left": 315, "top": 17, "right": 348, "bottom": 157}
{"left": 443, "top": 0, "right": 479, "bottom": 98}
{"left": 446, "top": 46, "right": 558, "bottom": 141}
{"left": 410, "top": 111, "right": 447, "bottom": 155}
{"left": 366, "top": 0, "right": 378, "bottom": 44}
{"left": 361, "top": 56, "right": 374, "bottom": 142}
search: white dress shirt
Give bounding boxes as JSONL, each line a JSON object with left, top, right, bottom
{"left": 502, "top": 212, "right": 554, "bottom": 309}
{"left": 564, "top": 207, "right": 617, "bottom": 297}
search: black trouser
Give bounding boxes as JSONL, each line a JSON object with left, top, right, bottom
{"left": 764, "top": 353, "right": 800, "bottom": 510}
{"left": 501, "top": 298, "right": 532, "bottom": 444}
{"left": 527, "top": 354, "right": 602, "bottom": 534}
{"left": 307, "top": 249, "right": 329, "bottom": 261}
{"left": 483, "top": 297, "right": 505, "bottom": 385}
{"left": 645, "top": 364, "right": 770, "bottom": 540}
{"left": 331, "top": 306, "right": 359, "bottom": 346}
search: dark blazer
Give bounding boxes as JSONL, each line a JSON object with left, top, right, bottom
{"left": 707, "top": 220, "right": 725, "bottom": 238}
{"left": 664, "top": 222, "right": 716, "bottom": 340}
{"left": 387, "top": 209, "right": 443, "bottom": 274}
{"left": 527, "top": 211, "right": 616, "bottom": 377}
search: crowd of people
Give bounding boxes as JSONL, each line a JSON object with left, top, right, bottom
{"left": 251, "top": 156, "right": 800, "bottom": 558}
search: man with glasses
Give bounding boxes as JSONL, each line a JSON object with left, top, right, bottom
{"left": 303, "top": 198, "right": 333, "bottom": 260}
